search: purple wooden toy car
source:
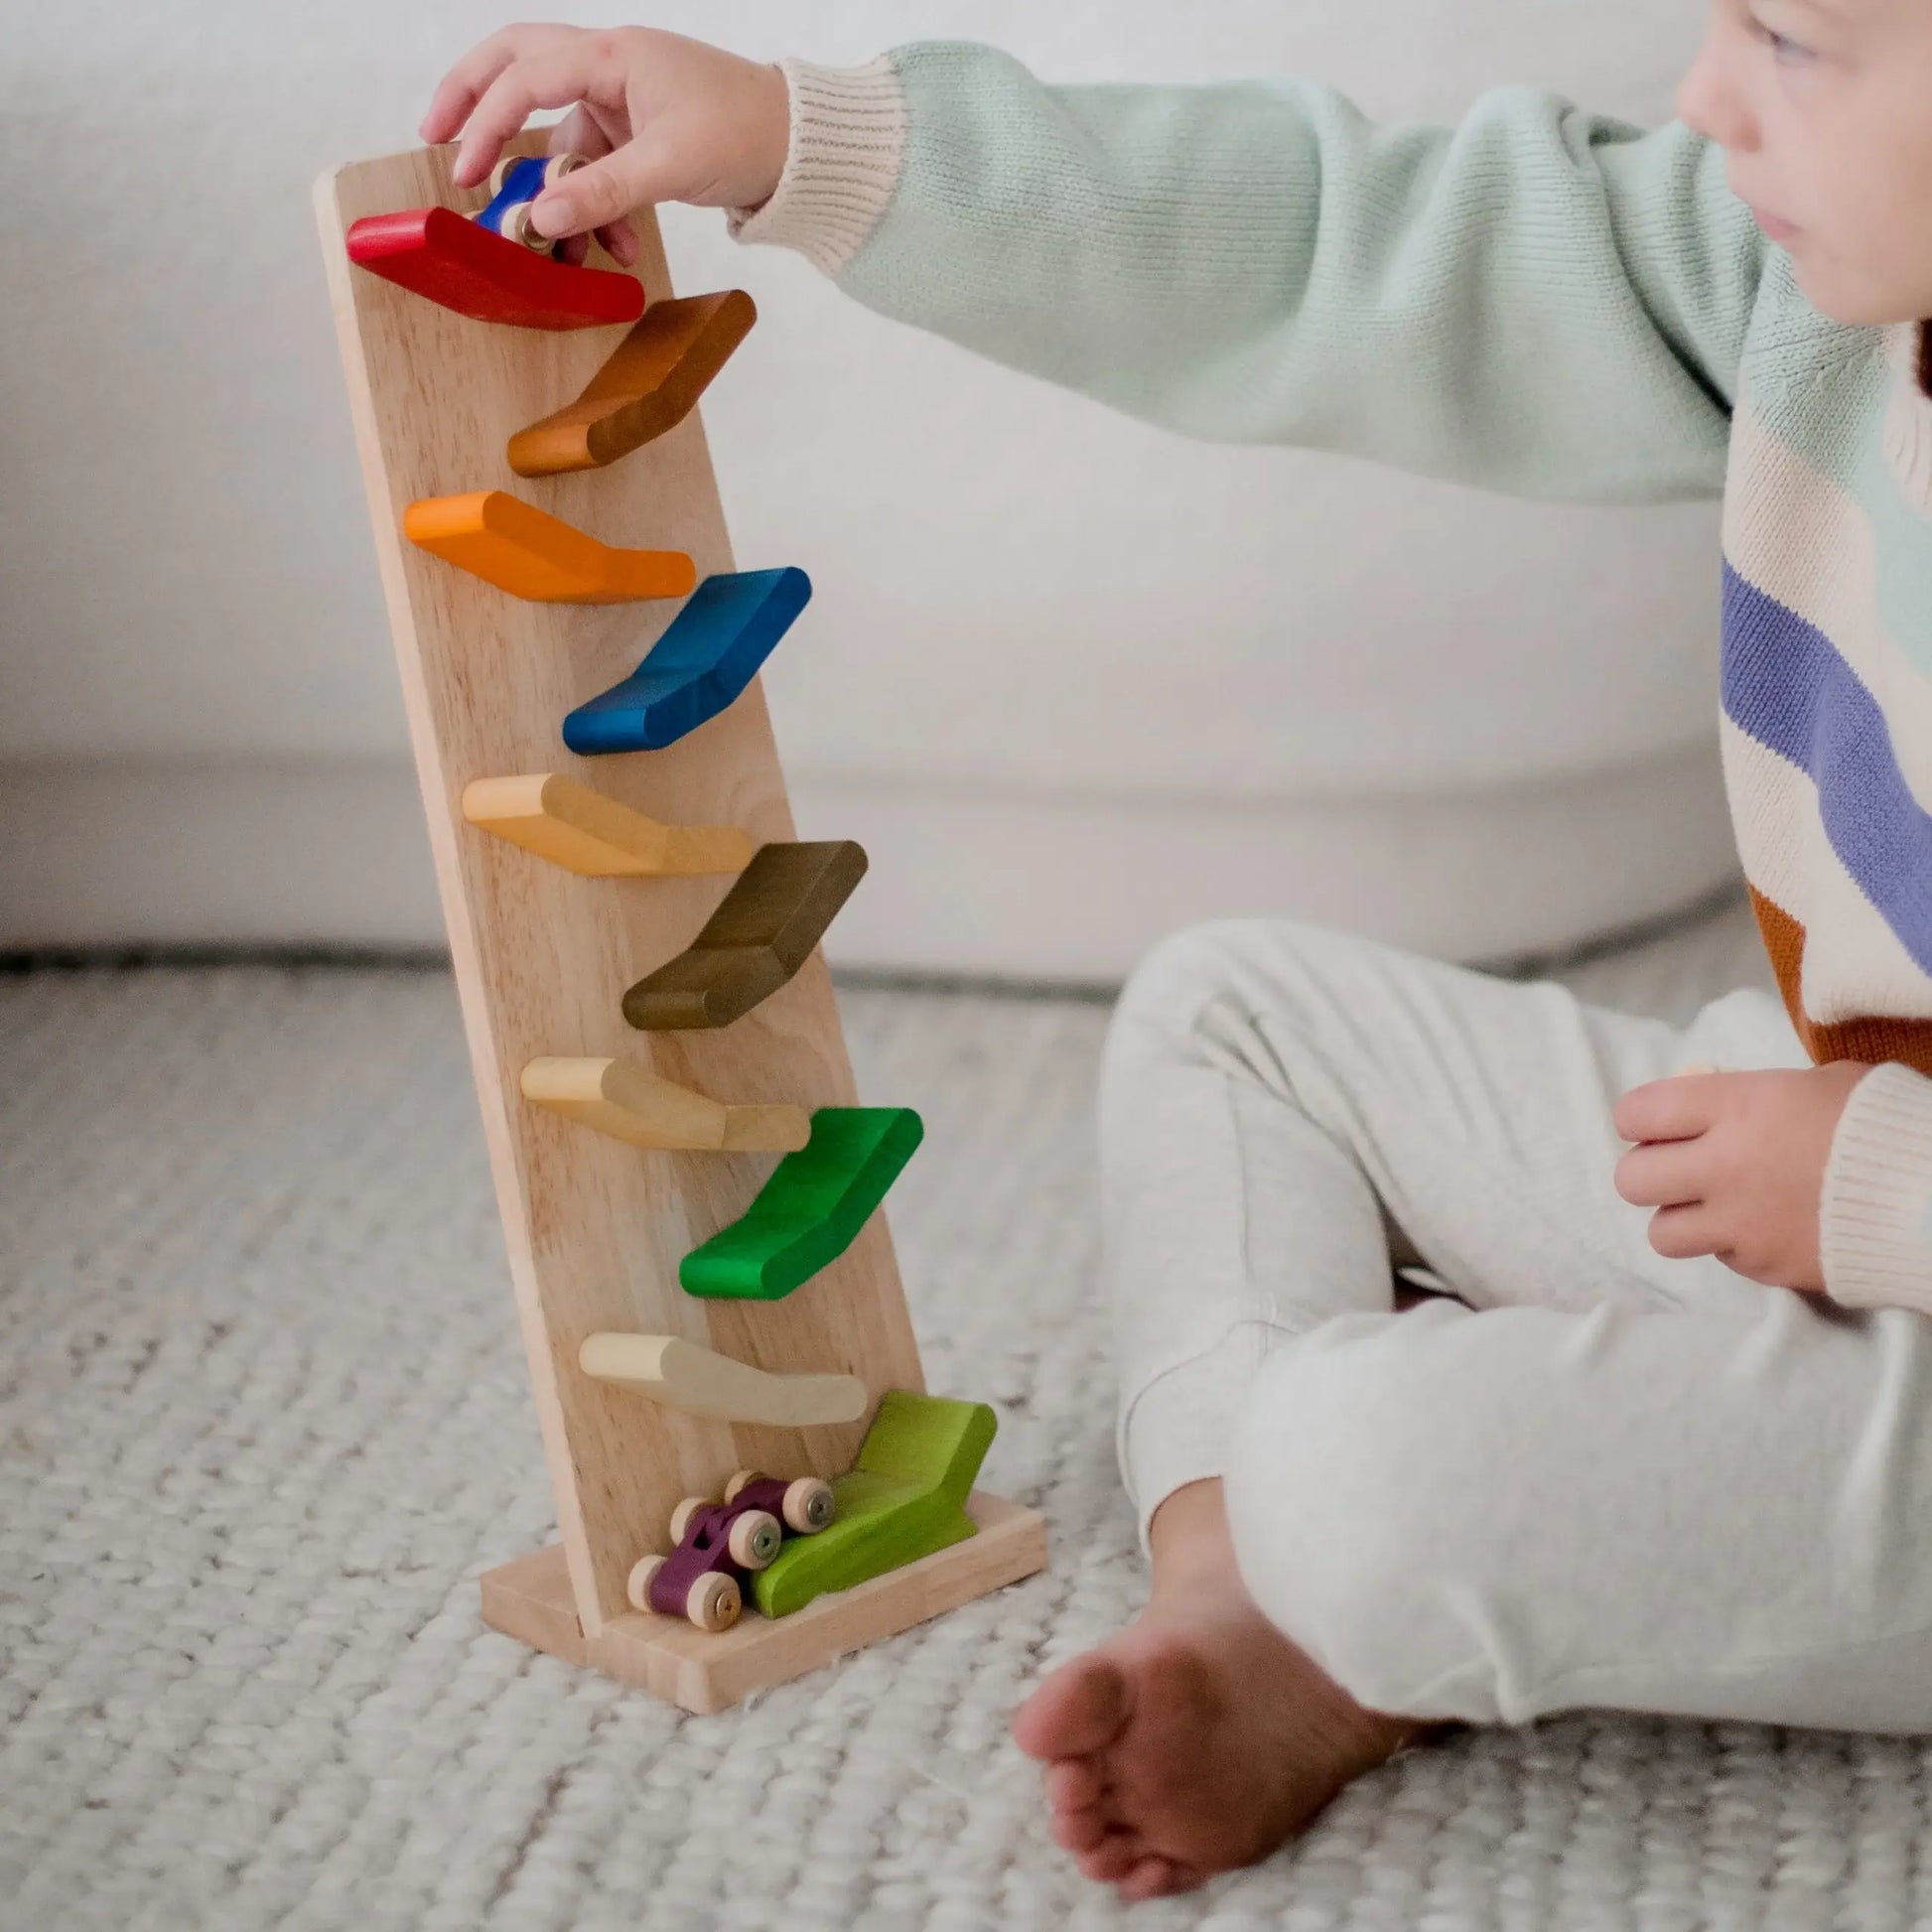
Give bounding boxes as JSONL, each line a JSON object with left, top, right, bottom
{"left": 722, "top": 1468, "right": 838, "bottom": 1533}
{"left": 626, "top": 1469, "right": 837, "bottom": 1632}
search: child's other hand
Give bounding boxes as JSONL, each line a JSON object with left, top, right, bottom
{"left": 1611, "top": 1064, "right": 1871, "bottom": 1293}
{"left": 420, "top": 25, "right": 790, "bottom": 268}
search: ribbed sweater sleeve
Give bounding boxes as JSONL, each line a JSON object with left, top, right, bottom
{"left": 729, "top": 57, "right": 908, "bottom": 275}
{"left": 733, "top": 44, "right": 1770, "bottom": 501}
{"left": 1821, "top": 1064, "right": 1932, "bottom": 1316}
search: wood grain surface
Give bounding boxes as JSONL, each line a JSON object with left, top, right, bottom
{"left": 316, "top": 139, "right": 927, "bottom": 1635}
{"left": 481, "top": 1495, "right": 1049, "bottom": 1714}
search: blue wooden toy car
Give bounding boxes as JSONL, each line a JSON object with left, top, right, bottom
{"left": 478, "top": 153, "right": 582, "bottom": 253}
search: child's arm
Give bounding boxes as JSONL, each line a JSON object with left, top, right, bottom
{"left": 426, "top": 31, "right": 1770, "bottom": 504}
{"left": 743, "top": 47, "right": 1767, "bottom": 504}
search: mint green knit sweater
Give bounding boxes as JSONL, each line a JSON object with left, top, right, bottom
{"left": 733, "top": 45, "right": 1932, "bottom": 1314}
{"left": 737, "top": 47, "right": 1761, "bottom": 494}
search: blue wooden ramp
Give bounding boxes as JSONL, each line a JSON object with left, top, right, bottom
{"left": 563, "top": 567, "right": 811, "bottom": 756}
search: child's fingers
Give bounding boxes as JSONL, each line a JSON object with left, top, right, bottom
{"left": 530, "top": 135, "right": 682, "bottom": 239}
{"left": 1613, "top": 1139, "right": 1708, "bottom": 1209}
{"left": 595, "top": 217, "right": 640, "bottom": 267}
{"left": 1611, "top": 1074, "right": 1719, "bottom": 1146}
{"left": 420, "top": 24, "right": 568, "bottom": 147}
{"left": 541, "top": 107, "right": 639, "bottom": 264}
{"left": 547, "top": 224, "right": 632, "bottom": 268}
{"left": 1646, "top": 1202, "right": 1722, "bottom": 1262}
{"left": 453, "top": 41, "right": 631, "bottom": 191}
{"left": 420, "top": 59, "right": 503, "bottom": 148}
{"left": 547, "top": 101, "right": 615, "bottom": 164}
{"left": 545, "top": 109, "right": 602, "bottom": 264}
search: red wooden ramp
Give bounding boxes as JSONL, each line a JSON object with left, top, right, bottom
{"left": 345, "top": 206, "right": 644, "bottom": 331}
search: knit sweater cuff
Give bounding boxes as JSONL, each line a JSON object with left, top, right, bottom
{"left": 1820, "top": 1062, "right": 1932, "bottom": 1314}
{"left": 729, "top": 56, "right": 908, "bottom": 276}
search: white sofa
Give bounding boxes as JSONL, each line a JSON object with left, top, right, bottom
{"left": 0, "top": 0, "right": 1735, "bottom": 977}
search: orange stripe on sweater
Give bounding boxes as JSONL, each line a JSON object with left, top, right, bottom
{"left": 1749, "top": 886, "right": 1932, "bottom": 1073}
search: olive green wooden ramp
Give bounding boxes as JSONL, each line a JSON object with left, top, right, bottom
{"left": 623, "top": 841, "right": 867, "bottom": 1032}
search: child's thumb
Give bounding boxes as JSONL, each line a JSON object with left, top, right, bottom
{"left": 531, "top": 139, "right": 676, "bottom": 239}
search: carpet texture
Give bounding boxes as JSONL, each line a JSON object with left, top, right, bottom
{"left": 7, "top": 897, "right": 1932, "bottom": 1931}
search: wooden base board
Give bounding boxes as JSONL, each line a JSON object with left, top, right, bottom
{"left": 481, "top": 1491, "right": 1047, "bottom": 1714}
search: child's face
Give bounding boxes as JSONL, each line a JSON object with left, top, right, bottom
{"left": 1678, "top": 0, "right": 1932, "bottom": 324}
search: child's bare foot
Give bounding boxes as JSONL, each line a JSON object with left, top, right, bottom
{"left": 1012, "top": 1480, "right": 1426, "bottom": 1902}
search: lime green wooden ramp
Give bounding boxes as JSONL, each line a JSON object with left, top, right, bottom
{"left": 753, "top": 1393, "right": 997, "bottom": 1618}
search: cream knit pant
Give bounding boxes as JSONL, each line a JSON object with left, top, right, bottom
{"left": 1105, "top": 917, "right": 1932, "bottom": 1732}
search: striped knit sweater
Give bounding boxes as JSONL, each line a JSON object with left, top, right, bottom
{"left": 732, "top": 44, "right": 1932, "bottom": 1313}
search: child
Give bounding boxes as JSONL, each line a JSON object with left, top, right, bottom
{"left": 424, "top": 5, "right": 1932, "bottom": 1902}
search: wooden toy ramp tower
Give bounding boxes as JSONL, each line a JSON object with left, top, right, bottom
{"left": 316, "top": 137, "right": 1046, "bottom": 1715}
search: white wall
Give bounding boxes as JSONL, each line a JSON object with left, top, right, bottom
{"left": 0, "top": 1, "right": 1736, "bottom": 972}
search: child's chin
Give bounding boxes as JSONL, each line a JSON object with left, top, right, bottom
{"left": 1793, "top": 259, "right": 1929, "bottom": 330}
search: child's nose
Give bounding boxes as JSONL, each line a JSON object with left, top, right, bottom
{"left": 1677, "top": 39, "right": 1759, "bottom": 153}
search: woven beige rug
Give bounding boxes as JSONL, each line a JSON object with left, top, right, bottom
{"left": 5, "top": 897, "right": 1931, "bottom": 1930}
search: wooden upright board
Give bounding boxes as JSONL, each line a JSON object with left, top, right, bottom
{"left": 317, "top": 140, "right": 1043, "bottom": 1706}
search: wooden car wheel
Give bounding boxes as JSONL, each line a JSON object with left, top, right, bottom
{"left": 687, "top": 1571, "right": 741, "bottom": 1633}
{"left": 723, "top": 1468, "right": 761, "bottom": 1506}
{"left": 487, "top": 154, "right": 518, "bottom": 197}
{"left": 782, "top": 1477, "right": 836, "bottom": 1534}
{"left": 728, "top": 1509, "right": 782, "bottom": 1571}
{"left": 500, "top": 201, "right": 551, "bottom": 252}
{"left": 542, "top": 151, "right": 583, "bottom": 190}
{"left": 626, "top": 1554, "right": 666, "bottom": 1614}
{"left": 668, "top": 1495, "right": 709, "bottom": 1545}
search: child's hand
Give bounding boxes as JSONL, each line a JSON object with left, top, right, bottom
{"left": 1612, "top": 1064, "right": 1871, "bottom": 1292}
{"left": 420, "top": 25, "right": 790, "bottom": 268}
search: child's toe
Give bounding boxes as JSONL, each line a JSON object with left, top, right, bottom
{"left": 1076, "top": 1831, "right": 1146, "bottom": 1885}
{"left": 1045, "top": 1755, "right": 1107, "bottom": 1814}
{"left": 1119, "top": 1856, "right": 1189, "bottom": 1901}
{"left": 1013, "top": 1654, "right": 1133, "bottom": 1762}
{"left": 1051, "top": 1806, "right": 1110, "bottom": 1854}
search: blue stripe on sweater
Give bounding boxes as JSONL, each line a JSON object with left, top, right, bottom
{"left": 1722, "top": 561, "right": 1932, "bottom": 973}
